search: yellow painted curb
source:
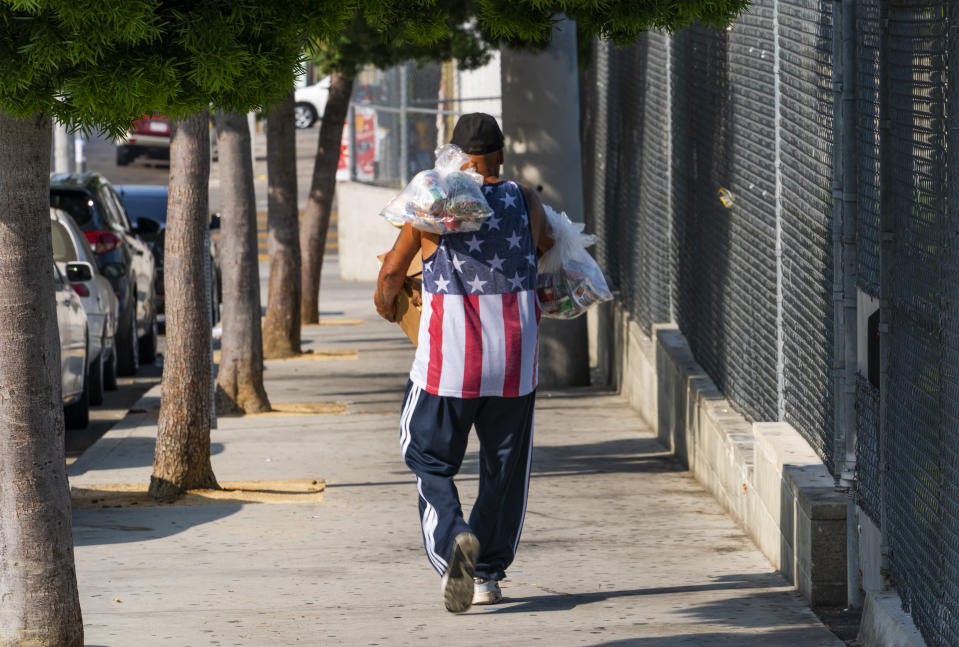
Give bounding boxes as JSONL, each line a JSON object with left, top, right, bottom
{"left": 266, "top": 349, "right": 358, "bottom": 361}
{"left": 71, "top": 479, "right": 325, "bottom": 509}
{"left": 234, "top": 402, "right": 348, "bottom": 417}
{"left": 307, "top": 319, "right": 365, "bottom": 327}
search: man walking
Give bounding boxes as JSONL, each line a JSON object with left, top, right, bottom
{"left": 375, "top": 113, "right": 552, "bottom": 613}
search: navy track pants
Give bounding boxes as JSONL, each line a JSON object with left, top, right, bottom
{"left": 399, "top": 380, "right": 535, "bottom": 581}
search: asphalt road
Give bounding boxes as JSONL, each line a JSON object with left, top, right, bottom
{"left": 68, "top": 120, "right": 333, "bottom": 460}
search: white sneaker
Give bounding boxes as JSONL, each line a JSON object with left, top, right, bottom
{"left": 472, "top": 577, "right": 503, "bottom": 605}
{"left": 441, "top": 532, "right": 480, "bottom": 613}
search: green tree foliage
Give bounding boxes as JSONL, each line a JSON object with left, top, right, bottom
{"left": 0, "top": 0, "right": 353, "bottom": 135}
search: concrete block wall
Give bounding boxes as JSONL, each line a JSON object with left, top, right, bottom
{"left": 602, "top": 301, "right": 847, "bottom": 607}
{"left": 336, "top": 182, "right": 404, "bottom": 281}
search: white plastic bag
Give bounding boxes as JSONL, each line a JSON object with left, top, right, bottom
{"left": 380, "top": 144, "right": 493, "bottom": 234}
{"left": 536, "top": 205, "right": 612, "bottom": 319}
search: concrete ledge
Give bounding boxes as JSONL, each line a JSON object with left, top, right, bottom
{"left": 336, "top": 182, "right": 403, "bottom": 281}
{"left": 603, "top": 301, "right": 847, "bottom": 607}
{"left": 859, "top": 591, "right": 927, "bottom": 647}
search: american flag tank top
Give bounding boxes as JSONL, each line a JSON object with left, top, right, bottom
{"left": 410, "top": 180, "right": 540, "bottom": 398}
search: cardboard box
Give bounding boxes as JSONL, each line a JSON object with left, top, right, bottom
{"left": 377, "top": 252, "right": 423, "bottom": 346}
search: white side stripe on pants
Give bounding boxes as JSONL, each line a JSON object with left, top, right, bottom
{"left": 417, "top": 477, "right": 448, "bottom": 573}
{"left": 399, "top": 385, "right": 420, "bottom": 458}
{"left": 512, "top": 413, "right": 535, "bottom": 555}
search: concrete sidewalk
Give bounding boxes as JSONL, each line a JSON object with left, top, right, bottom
{"left": 69, "top": 270, "right": 844, "bottom": 646}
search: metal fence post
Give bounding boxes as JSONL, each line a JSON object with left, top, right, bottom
{"left": 835, "top": 0, "right": 861, "bottom": 609}
{"left": 773, "top": 0, "right": 786, "bottom": 422}
{"left": 876, "top": 0, "right": 893, "bottom": 589}
{"left": 399, "top": 64, "right": 409, "bottom": 185}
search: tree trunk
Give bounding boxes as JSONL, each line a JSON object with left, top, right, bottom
{"left": 150, "top": 111, "right": 218, "bottom": 501}
{"left": 214, "top": 110, "right": 271, "bottom": 414}
{"left": 263, "top": 90, "right": 302, "bottom": 358}
{"left": 0, "top": 111, "right": 83, "bottom": 646}
{"left": 300, "top": 71, "right": 354, "bottom": 324}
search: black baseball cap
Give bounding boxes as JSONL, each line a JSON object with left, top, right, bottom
{"left": 450, "top": 113, "right": 504, "bottom": 155}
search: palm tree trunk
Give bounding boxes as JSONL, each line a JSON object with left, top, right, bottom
{"left": 0, "top": 111, "right": 83, "bottom": 646}
{"left": 263, "top": 90, "right": 302, "bottom": 358}
{"left": 300, "top": 71, "right": 354, "bottom": 324}
{"left": 150, "top": 111, "right": 218, "bottom": 500}
{"left": 214, "top": 110, "right": 270, "bottom": 414}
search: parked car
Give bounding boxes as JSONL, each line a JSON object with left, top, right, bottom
{"left": 51, "top": 208, "right": 119, "bottom": 405}
{"left": 116, "top": 114, "right": 171, "bottom": 166}
{"left": 54, "top": 263, "right": 90, "bottom": 429}
{"left": 115, "top": 184, "right": 222, "bottom": 326}
{"left": 294, "top": 77, "right": 330, "bottom": 129}
{"left": 50, "top": 172, "right": 159, "bottom": 377}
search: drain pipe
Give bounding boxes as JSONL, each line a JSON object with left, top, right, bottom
{"left": 831, "top": 0, "right": 861, "bottom": 608}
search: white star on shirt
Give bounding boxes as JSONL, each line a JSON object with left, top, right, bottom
{"left": 527, "top": 252, "right": 537, "bottom": 266}
{"left": 434, "top": 275, "right": 450, "bottom": 292}
{"left": 507, "top": 272, "right": 525, "bottom": 291}
{"left": 506, "top": 231, "right": 522, "bottom": 249}
{"left": 500, "top": 192, "right": 518, "bottom": 208}
{"left": 487, "top": 253, "right": 505, "bottom": 272}
{"left": 484, "top": 213, "right": 501, "bottom": 230}
{"left": 521, "top": 212, "right": 529, "bottom": 226}
{"left": 451, "top": 254, "right": 465, "bottom": 273}
{"left": 424, "top": 260, "right": 433, "bottom": 272}
{"left": 467, "top": 274, "right": 487, "bottom": 293}
{"left": 466, "top": 235, "right": 483, "bottom": 253}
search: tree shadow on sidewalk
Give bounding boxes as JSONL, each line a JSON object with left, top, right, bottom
{"left": 585, "top": 626, "right": 840, "bottom": 647}
{"left": 531, "top": 436, "right": 684, "bottom": 477}
{"left": 72, "top": 503, "right": 240, "bottom": 547}
{"left": 491, "top": 574, "right": 837, "bottom": 643}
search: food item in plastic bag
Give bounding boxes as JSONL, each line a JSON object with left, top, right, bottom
{"left": 380, "top": 144, "right": 493, "bottom": 234}
{"left": 536, "top": 205, "right": 612, "bottom": 319}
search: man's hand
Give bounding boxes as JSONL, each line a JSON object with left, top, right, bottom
{"left": 374, "top": 290, "right": 398, "bottom": 322}
{"left": 375, "top": 224, "right": 420, "bottom": 323}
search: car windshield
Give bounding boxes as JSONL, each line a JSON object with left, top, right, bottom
{"left": 51, "top": 220, "right": 78, "bottom": 262}
{"left": 50, "top": 190, "right": 102, "bottom": 231}
{"left": 118, "top": 192, "right": 167, "bottom": 226}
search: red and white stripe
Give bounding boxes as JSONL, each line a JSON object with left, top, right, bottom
{"left": 410, "top": 290, "right": 539, "bottom": 398}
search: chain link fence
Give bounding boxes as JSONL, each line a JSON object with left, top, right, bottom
{"left": 343, "top": 60, "right": 501, "bottom": 188}
{"left": 581, "top": 1, "right": 959, "bottom": 643}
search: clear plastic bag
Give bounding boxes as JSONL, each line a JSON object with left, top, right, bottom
{"left": 380, "top": 144, "right": 493, "bottom": 234}
{"left": 536, "top": 205, "right": 612, "bottom": 319}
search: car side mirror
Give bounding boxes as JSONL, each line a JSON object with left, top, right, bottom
{"left": 65, "top": 261, "right": 94, "bottom": 282}
{"left": 135, "top": 216, "right": 162, "bottom": 242}
{"left": 209, "top": 213, "right": 221, "bottom": 230}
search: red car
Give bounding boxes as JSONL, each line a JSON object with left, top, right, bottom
{"left": 116, "top": 114, "right": 171, "bottom": 166}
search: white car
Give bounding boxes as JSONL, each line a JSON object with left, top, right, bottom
{"left": 294, "top": 77, "right": 330, "bottom": 129}
{"left": 51, "top": 207, "right": 119, "bottom": 406}
{"left": 54, "top": 263, "right": 90, "bottom": 429}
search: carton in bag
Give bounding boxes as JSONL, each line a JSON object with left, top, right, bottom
{"left": 377, "top": 252, "right": 423, "bottom": 346}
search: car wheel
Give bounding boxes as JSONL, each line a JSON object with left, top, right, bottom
{"left": 88, "top": 351, "right": 105, "bottom": 406}
{"left": 116, "top": 146, "right": 133, "bottom": 166}
{"left": 65, "top": 336, "right": 90, "bottom": 429}
{"left": 116, "top": 302, "right": 139, "bottom": 377}
{"left": 139, "top": 315, "right": 158, "bottom": 364}
{"left": 294, "top": 103, "right": 317, "bottom": 129}
{"left": 104, "top": 346, "right": 118, "bottom": 391}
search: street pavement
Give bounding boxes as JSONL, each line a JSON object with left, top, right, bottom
{"left": 68, "top": 259, "right": 845, "bottom": 646}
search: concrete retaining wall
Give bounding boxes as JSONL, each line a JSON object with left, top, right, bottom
{"left": 601, "top": 301, "right": 847, "bottom": 607}
{"left": 336, "top": 182, "right": 403, "bottom": 281}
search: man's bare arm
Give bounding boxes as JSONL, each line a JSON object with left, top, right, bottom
{"left": 518, "top": 183, "right": 554, "bottom": 256}
{"left": 375, "top": 224, "right": 420, "bottom": 322}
